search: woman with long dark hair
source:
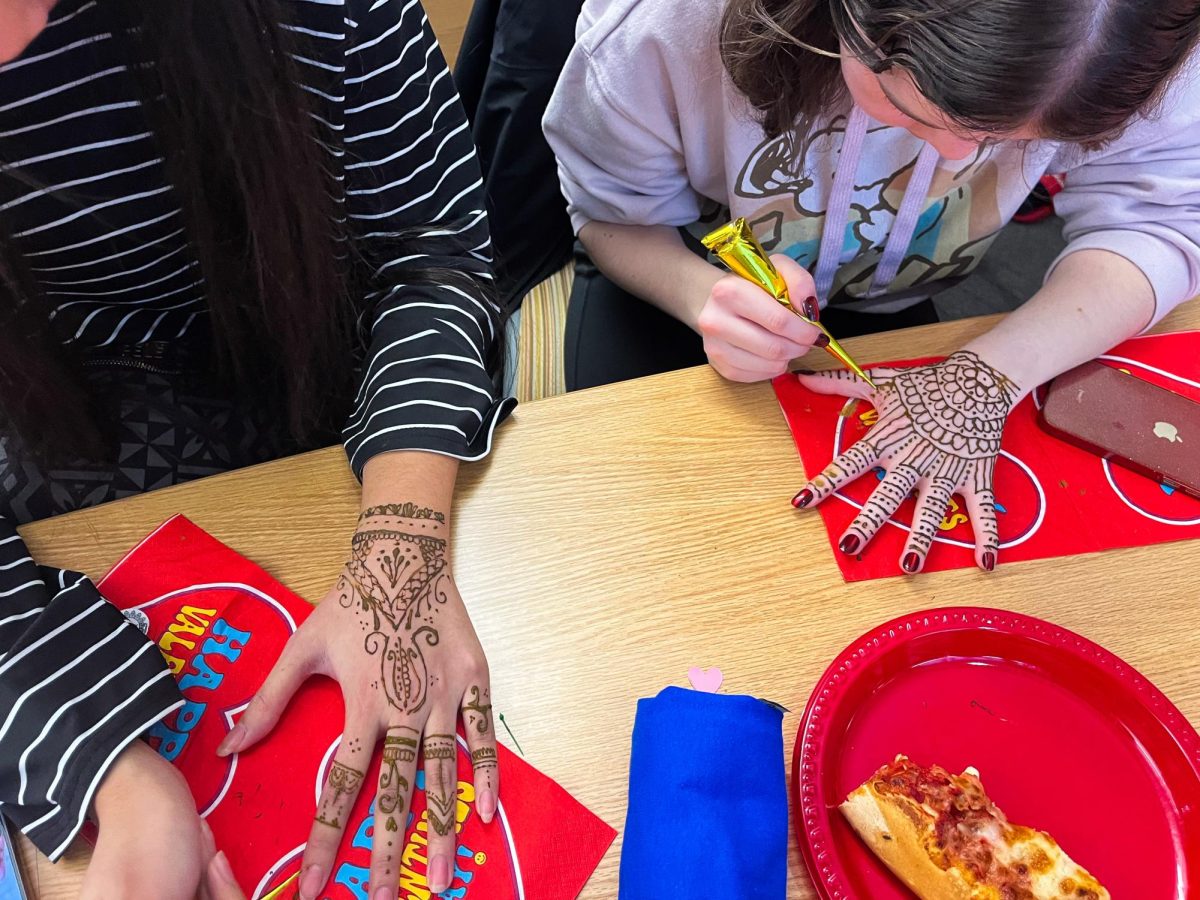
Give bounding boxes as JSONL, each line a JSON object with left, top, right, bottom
{"left": 0, "top": 1, "right": 511, "bottom": 897}
{"left": 545, "top": 0, "right": 1200, "bottom": 573}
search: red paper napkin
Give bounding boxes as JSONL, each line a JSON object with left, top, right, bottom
{"left": 773, "top": 331, "right": 1200, "bottom": 581}
{"left": 97, "top": 516, "right": 615, "bottom": 899}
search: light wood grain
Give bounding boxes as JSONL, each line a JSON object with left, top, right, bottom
{"left": 15, "top": 306, "right": 1200, "bottom": 898}
{"left": 425, "top": 0, "right": 474, "bottom": 68}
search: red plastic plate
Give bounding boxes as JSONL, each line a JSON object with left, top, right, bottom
{"left": 794, "top": 607, "right": 1200, "bottom": 899}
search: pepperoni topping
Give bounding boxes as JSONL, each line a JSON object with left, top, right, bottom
{"left": 872, "top": 758, "right": 1035, "bottom": 896}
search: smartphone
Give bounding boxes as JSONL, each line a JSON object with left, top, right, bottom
{"left": 1039, "top": 360, "right": 1200, "bottom": 500}
{"left": 0, "top": 819, "right": 30, "bottom": 900}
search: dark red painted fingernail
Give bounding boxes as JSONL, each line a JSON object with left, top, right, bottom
{"left": 902, "top": 552, "right": 921, "bottom": 573}
{"left": 839, "top": 534, "right": 861, "bottom": 554}
{"left": 803, "top": 296, "right": 820, "bottom": 321}
{"left": 792, "top": 488, "right": 814, "bottom": 509}
{"left": 814, "top": 333, "right": 830, "bottom": 348}
{"left": 982, "top": 551, "right": 996, "bottom": 572}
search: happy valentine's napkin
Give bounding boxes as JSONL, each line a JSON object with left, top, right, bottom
{"left": 97, "top": 515, "right": 615, "bottom": 899}
{"left": 773, "top": 330, "right": 1200, "bottom": 582}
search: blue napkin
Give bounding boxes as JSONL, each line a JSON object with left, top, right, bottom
{"left": 619, "top": 686, "right": 787, "bottom": 899}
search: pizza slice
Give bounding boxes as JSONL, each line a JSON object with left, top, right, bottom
{"left": 841, "top": 755, "right": 1109, "bottom": 900}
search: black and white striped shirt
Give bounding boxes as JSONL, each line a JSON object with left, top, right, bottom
{"left": 0, "top": 0, "right": 512, "bottom": 859}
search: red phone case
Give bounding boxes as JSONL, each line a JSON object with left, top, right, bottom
{"left": 1039, "top": 360, "right": 1200, "bottom": 500}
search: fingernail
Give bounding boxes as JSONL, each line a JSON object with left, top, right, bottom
{"left": 839, "top": 535, "right": 861, "bottom": 555}
{"left": 300, "top": 864, "right": 325, "bottom": 900}
{"left": 199, "top": 817, "right": 215, "bottom": 856}
{"left": 478, "top": 788, "right": 497, "bottom": 823}
{"left": 803, "top": 296, "right": 820, "bottom": 321}
{"left": 814, "top": 333, "right": 831, "bottom": 348}
{"left": 428, "top": 856, "right": 452, "bottom": 893}
{"left": 211, "top": 851, "right": 237, "bottom": 887}
{"left": 792, "top": 488, "right": 814, "bottom": 509}
{"left": 902, "top": 552, "right": 921, "bottom": 573}
{"left": 216, "top": 724, "right": 245, "bottom": 757}
{"left": 982, "top": 551, "right": 996, "bottom": 572}
{"left": 374, "top": 887, "right": 394, "bottom": 900}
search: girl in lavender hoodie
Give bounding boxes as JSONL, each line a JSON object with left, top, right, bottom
{"left": 545, "top": 0, "right": 1200, "bottom": 574}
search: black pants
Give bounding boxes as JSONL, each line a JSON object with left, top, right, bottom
{"left": 455, "top": 0, "right": 585, "bottom": 311}
{"left": 565, "top": 243, "right": 940, "bottom": 391}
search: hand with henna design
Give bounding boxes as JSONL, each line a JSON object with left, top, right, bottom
{"left": 215, "top": 454, "right": 499, "bottom": 900}
{"left": 792, "top": 351, "right": 1020, "bottom": 573}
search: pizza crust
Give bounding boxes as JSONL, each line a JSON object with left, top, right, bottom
{"left": 841, "top": 760, "right": 1110, "bottom": 900}
{"left": 841, "top": 785, "right": 991, "bottom": 900}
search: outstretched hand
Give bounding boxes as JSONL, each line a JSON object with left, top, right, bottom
{"left": 791, "top": 350, "right": 1020, "bottom": 573}
{"left": 217, "top": 502, "right": 498, "bottom": 899}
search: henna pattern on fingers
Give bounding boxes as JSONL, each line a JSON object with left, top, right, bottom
{"left": 339, "top": 505, "right": 452, "bottom": 715}
{"left": 471, "top": 747, "right": 498, "bottom": 771}
{"left": 423, "top": 734, "right": 457, "bottom": 837}
{"left": 315, "top": 761, "right": 365, "bottom": 829}
{"left": 377, "top": 730, "right": 418, "bottom": 833}
{"left": 462, "top": 685, "right": 492, "bottom": 734}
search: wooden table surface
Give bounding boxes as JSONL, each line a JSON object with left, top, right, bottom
{"left": 15, "top": 307, "right": 1200, "bottom": 899}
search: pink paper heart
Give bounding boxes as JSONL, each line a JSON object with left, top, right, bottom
{"left": 687, "top": 666, "right": 724, "bottom": 693}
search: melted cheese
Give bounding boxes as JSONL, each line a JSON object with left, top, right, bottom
{"left": 991, "top": 828, "right": 1107, "bottom": 899}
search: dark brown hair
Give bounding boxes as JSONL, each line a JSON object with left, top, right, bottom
{"left": 0, "top": 0, "right": 498, "bottom": 462}
{"left": 721, "top": 0, "right": 1200, "bottom": 145}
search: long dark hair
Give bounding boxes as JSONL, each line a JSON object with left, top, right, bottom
{"left": 0, "top": 0, "right": 361, "bottom": 460}
{"left": 721, "top": 0, "right": 1200, "bottom": 144}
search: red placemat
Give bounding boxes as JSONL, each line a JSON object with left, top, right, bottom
{"left": 96, "top": 515, "right": 615, "bottom": 899}
{"left": 773, "top": 330, "right": 1200, "bottom": 581}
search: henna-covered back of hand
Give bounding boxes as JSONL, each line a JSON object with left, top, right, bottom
{"left": 216, "top": 502, "right": 499, "bottom": 900}
{"left": 792, "top": 350, "right": 1020, "bottom": 574}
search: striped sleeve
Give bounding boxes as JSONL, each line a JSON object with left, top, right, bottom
{"left": 340, "top": 0, "right": 515, "bottom": 477}
{"left": 0, "top": 518, "right": 182, "bottom": 860}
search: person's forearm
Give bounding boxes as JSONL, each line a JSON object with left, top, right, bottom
{"left": 578, "top": 220, "right": 724, "bottom": 330}
{"left": 361, "top": 451, "right": 459, "bottom": 514}
{"left": 964, "top": 249, "right": 1156, "bottom": 396}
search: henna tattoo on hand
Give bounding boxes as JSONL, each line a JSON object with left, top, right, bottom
{"left": 891, "top": 351, "right": 1017, "bottom": 461}
{"left": 423, "top": 734, "right": 457, "bottom": 837}
{"left": 462, "top": 685, "right": 493, "bottom": 735}
{"left": 339, "top": 505, "right": 452, "bottom": 715}
{"left": 470, "top": 747, "right": 497, "bottom": 771}
{"left": 806, "top": 352, "right": 1019, "bottom": 562}
{"left": 315, "top": 761, "right": 365, "bottom": 829}
{"left": 359, "top": 502, "right": 445, "bottom": 524}
{"left": 377, "top": 730, "right": 418, "bottom": 833}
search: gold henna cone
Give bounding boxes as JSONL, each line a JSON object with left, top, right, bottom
{"left": 261, "top": 872, "right": 300, "bottom": 900}
{"left": 702, "top": 218, "right": 877, "bottom": 388}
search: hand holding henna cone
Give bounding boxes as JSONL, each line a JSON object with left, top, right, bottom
{"left": 702, "top": 218, "right": 877, "bottom": 388}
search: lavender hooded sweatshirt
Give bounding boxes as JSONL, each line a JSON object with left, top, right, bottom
{"left": 544, "top": 0, "right": 1200, "bottom": 323}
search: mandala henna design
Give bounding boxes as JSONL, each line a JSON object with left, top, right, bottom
{"left": 812, "top": 352, "right": 1018, "bottom": 562}
{"left": 891, "top": 351, "right": 1017, "bottom": 461}
{"left": 339, "top": 506, "right": 452, "bottom": 715}
{"left": 315, "top": 761, "right": 365, "bottom": 829}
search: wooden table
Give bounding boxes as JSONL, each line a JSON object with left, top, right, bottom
{"left": 16, "top": 308, "right": 1200, "bottom": 899}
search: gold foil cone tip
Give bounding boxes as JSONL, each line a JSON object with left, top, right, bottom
{"left": 702, "top": 218, "right": 876, "bottom": 389}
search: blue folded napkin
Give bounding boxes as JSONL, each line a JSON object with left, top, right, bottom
{"left": 619, "top": 686, "right": 787, "bottom": 899}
